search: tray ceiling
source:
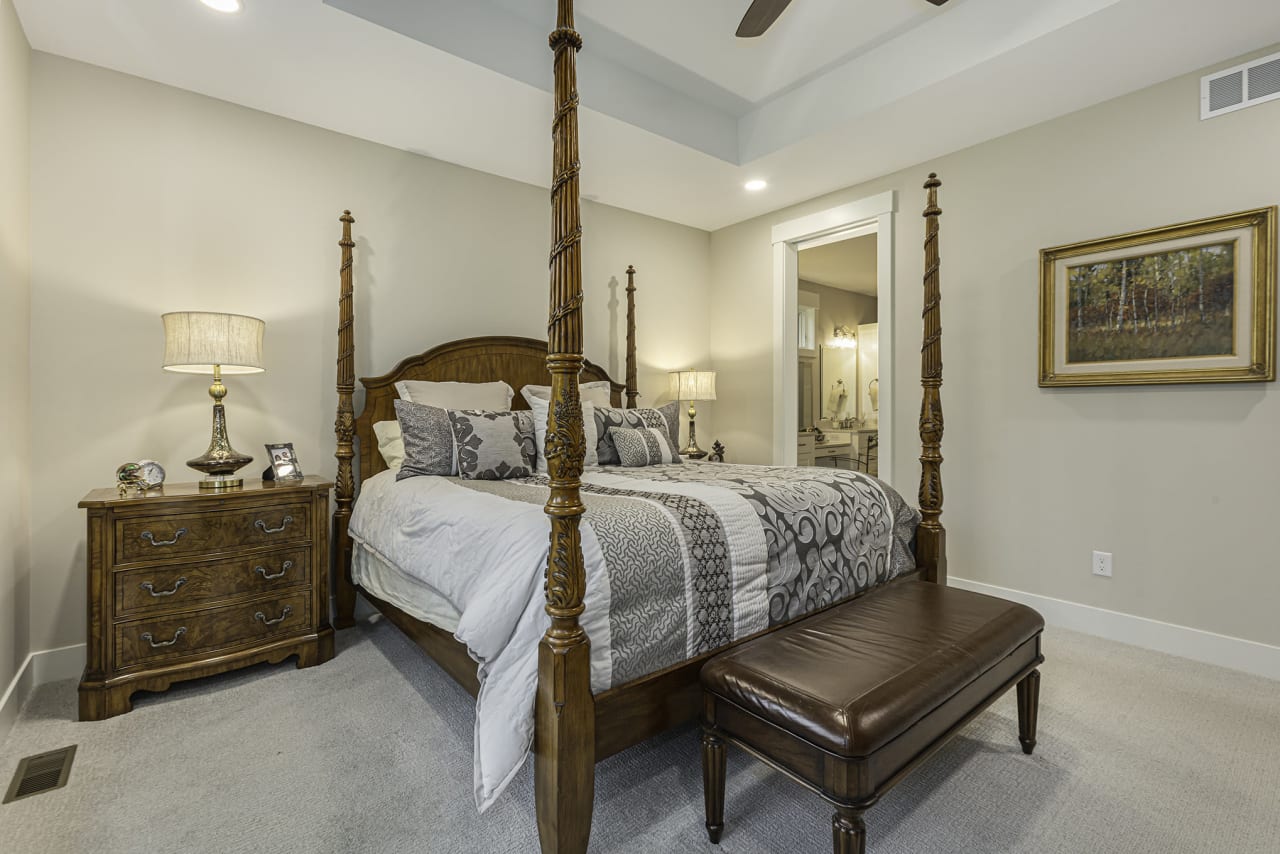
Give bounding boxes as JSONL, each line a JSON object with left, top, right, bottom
{"left": 15, "top": 0, "right": 1280, "bottom": 230}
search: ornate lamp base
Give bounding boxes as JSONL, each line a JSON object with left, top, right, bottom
{"left": 194, "top": 473, "right": 246, "bottom": 491}
{"left": 681, "top": 412, "right": 708, "bottom": 460}
{"left": 188, "top": 402, "right": 253, "bottom": 490}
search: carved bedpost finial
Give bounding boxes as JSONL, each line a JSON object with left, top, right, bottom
{"left": 625, "top": 265, "right": 639, "bottom": 408}
{"left": 924, "top": 173, "right": 941, "bottom": 218}
{"left": 918, "top": 174, "right": 946, "bottom": 585}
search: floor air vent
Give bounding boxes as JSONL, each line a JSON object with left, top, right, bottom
{"left": 3, "top": 745, "right": 77, "bottom": 804}
{"left": 1203, "top": 51, "right": 1280, "bottom": 119}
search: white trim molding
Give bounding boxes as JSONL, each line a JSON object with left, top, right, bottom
{"left": 0, "top": 658, "right": 34, "bottom": 740}
{"left": 771, "top": 192, "right": 897, "bottom": 487}
{"left": 0, "top": 643, "right": 86, "bottom": 740}
{"left": 952, "top": 578, "right": 1280, "bottom": 682}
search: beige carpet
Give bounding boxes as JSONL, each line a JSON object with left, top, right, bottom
{"left": 2, "top": 619, "right": 1278, "bottom": 853}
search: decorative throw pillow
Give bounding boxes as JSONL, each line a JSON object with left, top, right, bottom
{"left": 608, "top": 427, "right": 682, "bottom": 467}
{"left": 448, "top": 409, "right": 536, "bottom": 480}
{"left": 520, "top": 381, "right": 614, "bottom": 408}
{"left": 594, "top": 402, "right": 680, "bottom": 465}
{"left": 394, "top": 399, "right": 457, "bottom": 480}
{"left": 527, "top": 397, "right": 598, "bottom": 472}
{"left": 372, "top": 420, "right": 406, "bottom": 470}
{"left": 395, "top": 379, "right": 514, "bottom": 411}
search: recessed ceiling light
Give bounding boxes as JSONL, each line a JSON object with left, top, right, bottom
{"left": 201, "top": 0, "right": 242, "bottom": 13}
{"left": 744, "top": 179, "right": 768, "bottom": 192}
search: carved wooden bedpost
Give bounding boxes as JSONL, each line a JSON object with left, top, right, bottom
{"left": 625, "top": 265, "right": 639, "bottom": 408}
{"left": 918, "top": 175, "right": 947, "bottom": 585}
{"left": 536, "top": 2, "right": 595, "bottom": 852}
{"left": 334, "top": 210, "right": 358, "bottom": 628}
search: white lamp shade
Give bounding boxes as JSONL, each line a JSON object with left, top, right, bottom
{"left": 162, "top": 312, "right": 265, "bottom": 375}
{"left": 668, "top": 370, "right": 717, "bottom": 402}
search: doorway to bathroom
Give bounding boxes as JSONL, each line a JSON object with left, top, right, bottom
{"left": 796, "top": 233, "right": 880, "bottom": 476}
{"left": 772, "top": 190, "right": 895, "bottom": 485}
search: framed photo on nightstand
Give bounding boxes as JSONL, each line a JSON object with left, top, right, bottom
{"left": 265, "top": 443, "right": 303, "bottom": 481}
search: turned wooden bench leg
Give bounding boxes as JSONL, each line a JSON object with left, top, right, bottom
{"left": 1017, "top": 669, "right": 1041, "bottom": 755}
{"left": 832, "top": 806, "right": 867, "bottom": 854}
{"left": 702, "top": 728, "right": 727, "bottom": 843}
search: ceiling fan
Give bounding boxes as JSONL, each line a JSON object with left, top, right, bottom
{"left": 736, "top": 0, "right": 950, "bottom": 39}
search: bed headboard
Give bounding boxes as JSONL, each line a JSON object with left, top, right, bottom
{"left": 354, "top": 335, "right": 624, "bottom": 483}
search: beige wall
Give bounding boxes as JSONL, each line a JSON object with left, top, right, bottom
{"left": 711, "top": 47, "right": 1280, "bottom": 647}
{"left": 28, "top": 55, "right": 712, "bottom": 652}
{"left": 0, "top": 0, "right": 31, "bottom": 699}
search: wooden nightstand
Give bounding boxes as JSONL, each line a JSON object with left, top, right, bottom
{"left": 77, "top": 476, "right": 335, "bottom": 721}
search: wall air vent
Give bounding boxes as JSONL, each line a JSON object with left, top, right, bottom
{"left": 1202, "top": 51, "right": 1280, "bottom": 119}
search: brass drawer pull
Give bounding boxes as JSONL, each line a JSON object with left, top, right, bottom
{"left": 140, "top": 627, "right": 187, "bottom": 648}
{"left": 254, "top": 606, "right": 293, "bottom": 627}
{"left": 140, "top": 577, "right": 188, "bottom": 597}
{"left": 140, "top": 528, "right": 188, "bottom": 547}
{"left": 254, "top": 560, "right": 294, "bottom": 581}
{"left": 254, "top": 516, "right": 294, "bottom": 535}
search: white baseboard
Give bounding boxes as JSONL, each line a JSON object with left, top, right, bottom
{"left": 0, "top": 643, "right": 86, "bottom": 741}
{"left": 951, "top": 577, "right": 1280, "bottom": 681}
{"left": 31, "top": 643, "right": 87, "bottom": 685}
{"left": 0, "top": 656, "right": 35, "bottom": 741}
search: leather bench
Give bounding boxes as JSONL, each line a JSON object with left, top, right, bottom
{"left": 700, "top": 581, "right": 1044, "bottom": 853}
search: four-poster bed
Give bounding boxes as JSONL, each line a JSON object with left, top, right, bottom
{"left": 329, "top": 2, "right": 945, "bottom": 852}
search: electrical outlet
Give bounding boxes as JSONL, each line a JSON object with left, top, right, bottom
{"left": 1092, "top": 550, "right": 1113, "bottom": 578}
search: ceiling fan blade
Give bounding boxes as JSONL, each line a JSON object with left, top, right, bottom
{"left": 736, "top": 0, "right": 794, "bottom": 38}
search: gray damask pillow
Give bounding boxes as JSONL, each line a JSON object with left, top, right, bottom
{"left": 448, "top": 409, "right": 536, "bottom": 480}
{"left": 594, "top": 401, "right": 680, "bottom": 466}
{"left": 608, "top": 427, "right": 682, "bottom": 467}
{"left": 394, "top": 399, "right": 456, "bottom": 480}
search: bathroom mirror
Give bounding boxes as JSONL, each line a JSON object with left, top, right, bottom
{"left": 820, "top": 344, "right": 858, "bottom": 423}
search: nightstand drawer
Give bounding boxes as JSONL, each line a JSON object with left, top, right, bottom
{"left": 114, "top": 592, "right": 312, "bottom": 670}
{"left": 113, "top": 548, "right": 310, "bottom": 618}
{"left": 114, "top": 503, "right": 310, "bottom": 565}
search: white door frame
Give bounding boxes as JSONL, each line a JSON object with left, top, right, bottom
{"left": 770, "top": 191, "right": 897, "bottom": 485}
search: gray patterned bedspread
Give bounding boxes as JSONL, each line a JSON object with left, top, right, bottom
{"left": 457, "top": 462, "right": 919, "bottom": 686}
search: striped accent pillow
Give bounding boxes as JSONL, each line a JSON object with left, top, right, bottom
{"left": 594, "top": 402, "right": 680, "bottom": 465}
{"left": 608, "top": 427, "right": 682, "bottom": 467}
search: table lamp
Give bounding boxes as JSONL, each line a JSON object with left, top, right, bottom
{"left": 162, "top": 311, "right": 265, "bottom": 490}
{"left": 668, "top": 370, "right": 717, "bottom": 459}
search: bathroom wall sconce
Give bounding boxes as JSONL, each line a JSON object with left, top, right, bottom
{"left": 830, "top": 325, "right": 857, "bottom": 349}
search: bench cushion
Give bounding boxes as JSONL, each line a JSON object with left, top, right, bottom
{"left": 701, "top": 581, "right": 1043, "bottom": 758}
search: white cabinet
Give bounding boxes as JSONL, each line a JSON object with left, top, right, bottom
{"left": 797, "top": 433, "right": 816, "bottom": 467}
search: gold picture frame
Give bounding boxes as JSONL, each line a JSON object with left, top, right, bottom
{"left": 1039, "top": 207, "right": 1276, "bottom": 387}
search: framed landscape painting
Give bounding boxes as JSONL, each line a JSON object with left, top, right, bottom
{"left": 1040, "top": 207, "right": 1276, "bottom": 386}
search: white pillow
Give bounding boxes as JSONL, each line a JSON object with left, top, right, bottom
{"left": 527, "top": 397, "right": 598, "bottom": 472}
{"left": 521, "top": 381, "right": 614, "bottom": 408}
{"left": 372, "top": 420, "right": 406, "bottom": 470}
{"left": 395, "top": 380, "right": 514, "bottom": 411}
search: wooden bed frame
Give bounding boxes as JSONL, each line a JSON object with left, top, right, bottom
{"left": 330, "top": 3, "right": 946, "bottom": 852}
